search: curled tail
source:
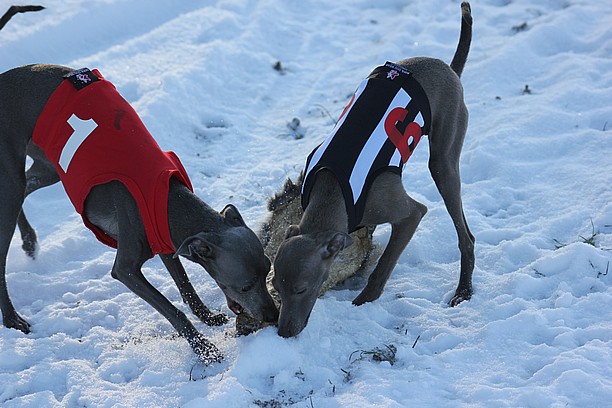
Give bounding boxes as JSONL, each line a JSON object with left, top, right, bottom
{"left": 450, "top": 2, "right": 472, "bottom": 78}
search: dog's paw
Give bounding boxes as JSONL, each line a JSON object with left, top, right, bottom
{"left": 189, "top": 303, "right": 228, "bottom": 326}
{"left": 189, "top": 334, "right": 223, "bottom": 365}
{"left": 203, "top": 312, "right": 228, "bottom": 326}
{"left": 352, "top": 289, "right": 380, "bottom": 306}
{"left": 21, "top": 232, "right": 38, "bottom": 259}
{"left": 4, "top": 312, "right": 32, "bottom": 334}
{"left": 448, "top": 288, "right": 472, "bottom": 307}
{"left": 352, "top": 295, "right": 367, "bottom": 306}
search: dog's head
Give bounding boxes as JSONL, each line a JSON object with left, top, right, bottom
{"left": 175, "top": 204, "right": 278, "bottom": 324}
{"left": 272, "top": 226, "right": 353, "bottom": 337}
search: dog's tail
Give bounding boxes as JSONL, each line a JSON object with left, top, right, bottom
{"left": 449, "top": 2, "right": 472, "bottom": 78}
{"left": 0, "top": 5, "right": 45, "bottom": 31}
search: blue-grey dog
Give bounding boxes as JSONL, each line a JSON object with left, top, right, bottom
{"left": 273, "top": 2, "right": 474, "bottom": 337}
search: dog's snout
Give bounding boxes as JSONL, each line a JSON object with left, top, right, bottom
{"left": 277, "top": 319, "right": 306, "bottom": 338}
{"left": 277, "top": 324, "right": 298, "bottom": 338}
{"left": 277, "top": 311, "right": 310, "bottom": 338}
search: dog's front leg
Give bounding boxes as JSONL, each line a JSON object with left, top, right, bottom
{"left": 86, "top": 181, "right": 222, "bottom": 362}
{"left": 353, "top": 175, "right": 428, "bottom": 305}
{"left": 353, "top": 207, "right": 426, "bottom": 305}
{"left": 112, "top": 247, "right": 222, "bottom": 363}
{"left": 158, "top": 253, "right": 228, "bottom": 326}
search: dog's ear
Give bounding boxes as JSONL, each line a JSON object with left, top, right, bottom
{"left": 318, "top": 231, "right": 354, "bottom": 260}
{"left": 221, "top": 204, "right": 246, "bottom": 227}
{"left": 174, "top": 232, "right": 220, "bottom": 261}
{"left": 285, "top": 224, "right": 301, "bottom": 239}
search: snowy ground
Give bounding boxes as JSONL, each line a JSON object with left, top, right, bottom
{"left": 1, "top": 0, "right": 611, "bottom": 406}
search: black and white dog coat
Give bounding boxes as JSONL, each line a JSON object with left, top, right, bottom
{"left": 301, "top": 61, "right": 432, "bottom": 232}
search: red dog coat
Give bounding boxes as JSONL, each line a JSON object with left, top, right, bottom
{"left": 32, "top": 68, "right": 193, "bottom": 256}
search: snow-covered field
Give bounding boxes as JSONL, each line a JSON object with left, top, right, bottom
{"left": 1, "top": 0, "right": 611, "bottom": 406}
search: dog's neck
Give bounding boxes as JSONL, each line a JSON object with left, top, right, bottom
{"left": 167, "top": 178, "right": 226, "bottom": 246}
{"left": 298, "top": 170, "right": 348, "bottom": 234}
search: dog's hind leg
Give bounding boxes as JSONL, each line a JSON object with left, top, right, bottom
{"left": 0, "top": 204, "right": 31, "bottom": 333}
{"left": 17, "top": 143, "right": 61, "bottom": 259}
{"left": 16, "top": 211, "right": 37, "bottom": 259}
{"left": 159, "top": 253, "right": 228, "bottom": 326}
{"left": 0, "top": 143, "right": 31, "bottom": 333}
{"left": 428, "top": 119, "right": 475, "bottom": 306}
{"left": 352, "top": 173, "right": 428, "bottom": 305}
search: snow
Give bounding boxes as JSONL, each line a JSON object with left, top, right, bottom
{"left": 1, "top": 0, "right": 611, "bottom": 406}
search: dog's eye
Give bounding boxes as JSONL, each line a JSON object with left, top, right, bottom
{"left": 294, "top": 287, "right": 307, "bottom": 295}
{"left": 240, "top": 283, "right": 254, "bottom": 293}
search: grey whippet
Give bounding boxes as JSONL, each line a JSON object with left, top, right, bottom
{"left": 273, "top": 2, "right": 474, "bottom": 337}
{"left": 0, "top": 64, "right": 278, "bottom": 363}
